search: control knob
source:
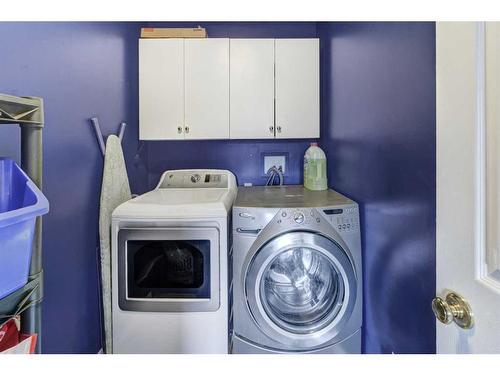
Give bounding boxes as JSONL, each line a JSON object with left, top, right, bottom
{"left": 293, "top": 211, "right": 305, "bottom": 224}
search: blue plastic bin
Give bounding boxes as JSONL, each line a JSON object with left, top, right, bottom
{"left": 0, "top": 158, "right": 49, "bottom": 299}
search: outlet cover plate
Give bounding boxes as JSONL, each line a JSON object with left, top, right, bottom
{"left": 264, "top": 155, "right": 286, "bottom": 174}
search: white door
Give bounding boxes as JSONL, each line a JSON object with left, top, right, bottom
{"left": 184, "top": 38, "right": 230, "bottom": 139}
{"left": 275, "top": 39, "right": 320, "bottom": 139}
{"left": 436, "top": 22, "right": 500, "bottom": 353}
{"left": 139, "top": 39, "right": 184, "bottom": 140}
{"left": 230, "top": 39, "right": 275, "bottom": 139}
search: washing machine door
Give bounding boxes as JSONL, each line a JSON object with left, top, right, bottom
{"left": 245, "top": 231, "right": 357, "bottom": 350}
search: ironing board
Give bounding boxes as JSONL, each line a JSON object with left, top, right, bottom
{"left": 98, "top": 135, "right": 131, "bottom": 353}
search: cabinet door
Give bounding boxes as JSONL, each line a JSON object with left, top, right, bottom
{"left": 184, "top": 39, "right": 230, "bottom": 139}
{"left": 139, "top": 39, "right": 184, "bottom": 140}
{"left": 275, "top": 39, "right": 320, "bottom": 139}
{"left": 230, "top": 39, "right": 275, "bottom": 139}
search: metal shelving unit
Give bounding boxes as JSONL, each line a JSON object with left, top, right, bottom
{"left": 0, "top": 93, "right": 44, "bottom": 353}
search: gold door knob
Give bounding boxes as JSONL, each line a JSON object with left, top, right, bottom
{"left": 432, "top": 291, "right": 474, "bottom": 329}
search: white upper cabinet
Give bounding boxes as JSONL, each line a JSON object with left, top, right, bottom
{"left": 139, "top": 39, "right": 184, "bottom": 140}
{"left": 184, "top": 39, "right": 230, "bottom": 139}
{"left": 275, "top": 39, "right": 320, "bottom": 139}
{"left": 230, "top": 39, "right": 275, "bottom": 139}
{"left": 139, "top": 38, "right": 319, "bottom": 140}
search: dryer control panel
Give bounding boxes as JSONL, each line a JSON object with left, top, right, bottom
{"left": 156, "top": 169, "right": 237, "bottom": 189}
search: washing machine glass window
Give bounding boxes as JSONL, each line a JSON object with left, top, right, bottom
{"left": 245, "top": 231, "right": 357, "bottom": 347}
{"left": 261, "top": 247, "right": 344, "bottom": 334}
{"left": 118, "top": 227, "right": 220, "bottom": 312}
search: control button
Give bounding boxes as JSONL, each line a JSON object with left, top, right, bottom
{"left": 277, "top": 219, "right": 282, "bottom": 224}
{"left": 342, "top": 224, "right": 346, "bottom": 229}
{"left": 282, "top": 212, "right": 287, "bottom": 217}
{"left": 347, "top": 224, "right": 351, "bottom": 228}
{"left": 316, "top": 218, "right": 320, "bottom": 223}
{"left": 293, "top": 212, "right": 305, "bottom": 224}
{"left": 191, "top": 174, "right": 201, "bottom": 183}
{"left": 338, "top": 225, "right": 342, "bottom": 230}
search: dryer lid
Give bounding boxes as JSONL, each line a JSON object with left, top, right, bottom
{"left": 112, "top": 188, "right": 236, "bottom": 219}
{"left": 112, "top": 169, "right": 237, "bottom": 220}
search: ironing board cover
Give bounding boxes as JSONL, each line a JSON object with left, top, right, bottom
{"left": 99, "top": 135, "right": 131, "bottom": 353}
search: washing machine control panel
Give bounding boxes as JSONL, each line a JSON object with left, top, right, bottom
{"left": 293, "top": 211, "right": 305, "bottom": 224}
{"left": 321, "top": 206, "right": 360, "bottom": 233}
{"left": 234, "top": 205, "right": 360, "bottom": 235}
{"left": 276, "top": 209, "right": 321, "bottom": 226}
{"left": 273, "top": 207, "right": 359, "bottom": 233}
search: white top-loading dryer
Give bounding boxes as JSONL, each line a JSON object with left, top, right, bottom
{"left": 111, "top": 169, "right": 236, "bottom": 353}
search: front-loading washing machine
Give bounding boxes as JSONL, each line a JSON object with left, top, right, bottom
{"left": 231, "top": 186, "right": 362, "bottom": 353}
{"left": 111, "top": 169, "right": 236, "bottom": 353}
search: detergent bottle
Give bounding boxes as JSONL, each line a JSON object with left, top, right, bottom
{"left": 304, "top": 143, "right": 328, "bottom": 191}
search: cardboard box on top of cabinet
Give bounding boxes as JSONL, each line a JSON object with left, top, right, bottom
{"left": 140, "top": 27, "right": 207, "bottom": 38}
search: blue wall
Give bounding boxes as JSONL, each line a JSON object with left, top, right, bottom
{"left": 143, "top": 22, "right": 319, "bottom": 188}
{"left": 0, "top": 21, "right": 318, "bottom": 353}
{"left": 0, "top": 21, "right": 436, "bottom": 354}
{"left": 318, "top": 22, "right": 436, "bottom": 353}
{"left": 0, "top": 22, "right": 147, "bottom": 353}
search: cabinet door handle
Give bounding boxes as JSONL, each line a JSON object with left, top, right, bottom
{"left": 277, "top": 126, "right": 282, "bottom": 133}
{"left": 184, "top": 126, "right": 190, "bottom": 134}
{"left": 177, "top": 126, "right": 183, "bottom": 134}
{"left": 269, "top": 126, "right": 274, "bottom": 134}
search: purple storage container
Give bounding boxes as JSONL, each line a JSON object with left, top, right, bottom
{"left": 0, "top": 158, "right": 49, "bottom": 299}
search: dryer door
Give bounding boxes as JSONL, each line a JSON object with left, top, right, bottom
{"left": 245, "top": 231, "right": 357, "bottom": 349}
{"left": 118, "top": 227, "right": 220, "bottom": 312}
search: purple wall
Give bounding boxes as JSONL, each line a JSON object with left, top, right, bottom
{"left": 0, "top": 21, "right": 436, "bottom": 354}
{"left": 318, "top": 22, "right": 436, "bottom": 353}
{"left": 143, "top": 22, "right": 319, "bottom": 188}
{"left": 0, "top": 22, "right": 146, "bottom": 353}
{"left": 146, "top": 140, "right": 314, "bottom": 187}
{"left": 0, "top": 21, "right": 318, "bottom": 353}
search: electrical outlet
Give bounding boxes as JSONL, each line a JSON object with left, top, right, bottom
{"left": 264, "top": 155, "right": 286, "bottom": 174}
